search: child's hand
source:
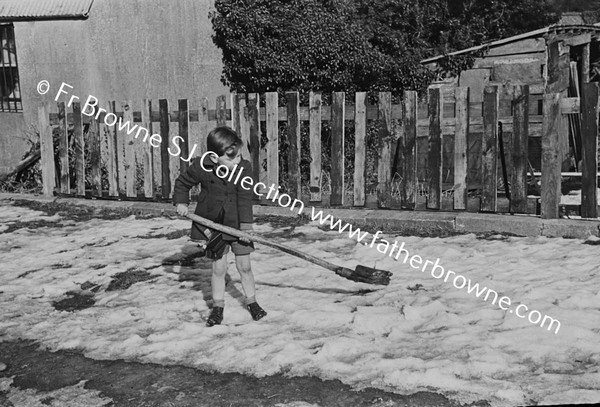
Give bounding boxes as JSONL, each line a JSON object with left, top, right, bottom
{"left": 239, "top": 236, "right": 251, "bottom": 244}
{"left": 176, "top": 204, "right": 189, "bottom": 216}
{"left": 239, "top": 222, "right": 253, "bottom": 244}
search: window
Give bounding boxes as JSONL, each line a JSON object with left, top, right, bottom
{"left": 0, "top": 23, "right": 22, "bottom": 112}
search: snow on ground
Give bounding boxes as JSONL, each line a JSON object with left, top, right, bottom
{"left": 0, "top": 203, "right": 599, "bottom": 406}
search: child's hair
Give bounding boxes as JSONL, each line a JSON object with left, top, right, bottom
{"left": 207, "top": 126, "right": 242, "bottom": 158}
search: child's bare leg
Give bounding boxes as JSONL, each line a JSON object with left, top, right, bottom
{"left": 235, "top": 254, "right": 255, "bottom": 300}
{"left": 211, "top": 255, "right": 228, "bottom": 307}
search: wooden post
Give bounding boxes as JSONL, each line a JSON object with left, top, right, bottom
{"left": 237, "top": 94, "right": 251, "bottom": 163}
{"left": 512, "top": 85, "right": 530, "bottom": 213}
{"left": 198, "top": 97, "right": 209, "bottom": 157}
{"left": 547, "top": 40, "right": 571, "bottom": 169}
{"left": 265, "top": 92, "right": 279, "bottom": 194}
{"left": 453, "top": 87, "right": 469, "bottom": 210}
{"left": 541, "top": 93, "right": 563, "bottom": 219}
{"left": 330, "top": 91, "right": 345, "bottom": 206}
{"left": 427, "top": 87, "right": 442, "bottom": 210}
{"left": 247, "top": 93, "right": 261, "bottom": 192}
{"left": 309, "top": 91, "right": 322, "bottom": 202}
{"left": 402, "top": 90, "right": 418, "bottom": 210}
{"left": 89, "top": 104, "right": 102, "bottom": 196}
{"left": 377, "top": 92, "right": 392, "bottom": 208}
{"left": 101, "top": 102, "right": 116, "bottom": 197}
{"left": 57, "top": 102, "right": 69, "bottom": 194}
{"left": 481, "top": 86, "right": 498, "bottom": 212}
{"left": 72, "top": 102, "right": 85, "bottom": 196}
{"left": 178, "top": 99, "right": 190, "bottom": 175}
{"left": 216, "top": 95, "right": 227, "bottom": 127}
{"left": 580, "top": 82, "right": 599, "bottom": 218}
{"left": 353, "top": 92, "right": 367, "bottom": 206}
{"left": 159, "top": 99, "right": 171, "bottom": 199}
{"left": 286, "top": 91, "right": 301, "bottom": 200}
{"left": 582, "top": 42, "right": 590, "bottom": 84}
{"left": 141, "top": 99, "right": 154, "bottom": 198}
{"left": 38, "top": 102, "right": 56, "bottom": 197}
{"left": 122, "top": 101, "right": 136, "bottom": 197}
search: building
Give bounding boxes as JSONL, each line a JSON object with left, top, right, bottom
{"left": 0, "top": 0, "right": 228, "bottom": 174}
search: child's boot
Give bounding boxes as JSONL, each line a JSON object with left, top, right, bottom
{"left": 206, "top": 306, "right": 224, "bottom": 327}
{"left": 247, "top": 302, "right": 267, "bottom": 321}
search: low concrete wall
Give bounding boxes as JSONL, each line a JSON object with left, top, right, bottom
{"left": 2, "top": 193, "right": 599, "bottom": 239}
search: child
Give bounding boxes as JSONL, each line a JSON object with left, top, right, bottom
{"left": 173, "top": 126, "right": 267, "bottom": 326}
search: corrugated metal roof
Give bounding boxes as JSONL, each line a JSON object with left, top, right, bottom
{"left": 0, "top": 0, "right": 94, "bottom": 21}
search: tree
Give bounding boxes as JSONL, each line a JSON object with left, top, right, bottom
{"left": 210, "top": 0, "right": 559, "bottom": 93}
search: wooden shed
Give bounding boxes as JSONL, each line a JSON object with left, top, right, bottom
{"left": 0, "top": 0, "right": 227, "bottom": 174}
{"left": 422, "top": 23, "right": 600, "bottom": 173}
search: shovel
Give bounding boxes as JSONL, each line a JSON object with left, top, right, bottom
{"left": 185, "top": 213, "right": 392, "bottom": 286}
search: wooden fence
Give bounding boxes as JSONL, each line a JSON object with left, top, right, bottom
{"left": 38, "top": 85, "right": 599, "bottom": 219}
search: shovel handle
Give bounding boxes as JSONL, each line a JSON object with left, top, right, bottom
{"left": 185, "top": 213, "right": 342, "bottom": 273}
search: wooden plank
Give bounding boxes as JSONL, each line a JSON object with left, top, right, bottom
{"left": 88, "top": 104, "right": 102, "bottom": 196}
{"left": 512, "top": 85, "right": 530, "bottom": 213}
{"left": 286, "top": 91, "right": 301, "bottom": 199}
{"left": 216, "top": 95, "right": 227, "bottom": 127}
{"left": 265, "top": 92, "right": 279, "bottom": 192}
{"left": 377, "top": 92, "right": 392, "bottom": 208}
{"left": 237, "top": 94, "right": 251, "bottom": 162}
{"left": 247, "top": 93, "right": 261, "bottom": 191}
{"left": 402, "top": 91, "right": 418, "bottom": 210}
{"left": 122, "top": 101, "right": 136, "bottom": 197}
{"left": 547, "top": 41, "right": 570, "bottom": 94}
{"left": 453, "top": 87, "right": 469, "bottom": 210}
{"left": 353, "top": 92, "right": 366, "bottom": 206}
{"left": 178, "top": 99, "right": 190, "bottom": 173}
{"left": 230, "top": 93, "right": 238, "bottom": 133}
{"left": 330, "top": 92, "right": 345, "bottom": 206}
{"left": 580, "top": 82, "right": 599, "bottom": 218}
{"left": 309, "top": 92, "right": 322, "bottom": 202}
{"left": 427, "top": 87, "right": 442, "bottom": 210}
{"left": 72, "top": 102, "right": 85, "bottom": 196}
{"left": 141, "top": 99, "right": 154, "bottom": 198}
{"left": 564, "top": 33, "right": 591, "bottom": 47}
{"left": 38, "top": 102, "right": 56, "bottom": 197}
{"left": 582, "top": 42, "right": 590, "bottom": 84}
{"left": 198, "top": 98, "right": 209, "bottom": 157}
{"left": 159, "top": 99, "right": 171, "bottom": 199}
{"left": 168, "top": 99, "right": 180, "bottom": 200}
{"left": 57, "top": 102, "right": 69, "bottom": 194}
{"left": 560, "top": 97, "right": 580, "bottom": 114}
{"left": 110, "top": 101, "right": 125, "bottom": 194}
{"left": 149, "top": 100, "right": 162, "bottom": 197}
{"left": 104, "top": 102, "right": 118, "bottom": 197}
{"left": 541, "top": 93, "right": 563, "bottom": 219}
{"left": 481, "top": 86, "right": 499, "bottom": 212}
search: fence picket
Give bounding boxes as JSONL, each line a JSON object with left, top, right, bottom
{"left": 331, "top": 92, "right": 345, "bottom": 205}
{"left": 216, "top": 95, "right": 227, "bottom": 127}
{"left": 427, "top": 87, "right": 442, "bottom": 210}
{"left": 353, "top": 92, "right": 367, "bottom": 206}
{"left": 57, "top": 102, "right": 69, "bottom": 194}
{"left": 159, "top": 99, "right": 171, "bottom": 198}
{"left": 541, "top": 93, "right": 563, "bottom": 219}
{"left": 72, "top": 102, "right": 85, "bottom": 196}
{"left": 38, "top": 102, "right": 55, "bottom": 197}
{"left": 377, "top": 92, "right": 393, "bottom": 208}
{"left": 512, "top": 85, "right": 529, "bottom": 213}
{"left": 122, "top": 101, "right": 136, "bottom": 197}
{"left": 581, "top": 82, "right": 599, "bottom": 218}
{"left": 286, "top": 91, "right": 301, "bottom": 199}
{"left": 309, "top": 92, "right": 322, "bottom": 202}
{"left": 481, "top": 86, "right": 498, "bottom": 212}
{"left": 178, "top": 99, "right": 190, "bottom": 174}
{"left": 266, "top": 92, "right": 279, "bottom": 194}
{"left": 141, "top": 99, "right": 154, "bottom": 198}
{"left": 402, "top": 91, "right": 418, "bottom": 210}
{"left": 104, "top": 102, "right": 118, "bottom": 196}
{"left": 247, "top": 93, "right": 261, "bottom": 194}
{"left": 454, "top": 87, "right": 469, "bottom": 210}
{"left": 89, "top": 105, "right": 102, "bottom": 196}
{"left": 237, "top": 94, "right": 251, "bottom": 163}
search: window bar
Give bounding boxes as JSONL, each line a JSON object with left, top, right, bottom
{"left": 5, "top": 24, "right": 17, "bottom": 112}
{"left": 0, "top": 25, "right": 8, "bottom": 112}
{"left": 8, "top": 25, "right": 21, "bottom": 112}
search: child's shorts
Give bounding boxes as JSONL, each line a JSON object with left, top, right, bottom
{"left": 193, "top": 239, "right": 254, "bottom": 257}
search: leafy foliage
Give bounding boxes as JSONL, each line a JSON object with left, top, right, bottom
{"left": 211, "top": 0, "right": 559, "bottom": 92}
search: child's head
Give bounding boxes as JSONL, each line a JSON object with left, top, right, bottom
{"left": 207, "top": 126, "right": 242, "bottom": 170}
